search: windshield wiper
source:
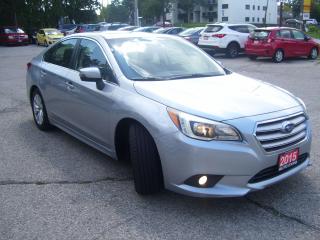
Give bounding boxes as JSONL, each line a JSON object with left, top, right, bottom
{"left": 166, "top": 73, "right": 223, "bottom": 80}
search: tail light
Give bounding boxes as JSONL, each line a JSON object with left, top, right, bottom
{"left": 212, "top": 34, "right": 226, "bottom": 38}
{"left": 27, "top": 62, "right": 31, "bottom": 70}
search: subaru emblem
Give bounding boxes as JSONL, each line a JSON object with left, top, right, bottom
{"left": 281, "top": 121, "right": 295, "bottom": 133}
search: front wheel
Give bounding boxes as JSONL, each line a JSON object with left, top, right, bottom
{"left": 309, "top": 47, "right": 318, "bottom": 60}
{"left": 31, "top": 89, "right": 52, "bottom": 131}
{"left": 273, "top": 49, "right": 284, "bottom": 63}
{"left": 249, "top": 55, "right": 257, "bottom": 60}
{"left": 129, "top": 123, "right": 163, "bottom": 195}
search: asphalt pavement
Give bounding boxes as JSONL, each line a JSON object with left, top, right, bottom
{"left": 0, "top": 45, "right": 319, "bottom": 240}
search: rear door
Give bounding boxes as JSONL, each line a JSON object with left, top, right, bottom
{"left": 275, "top": 29, "right": 295, "bottom": 57}
{"left": 40, "top": 38, "right": 78, "bottom": 123}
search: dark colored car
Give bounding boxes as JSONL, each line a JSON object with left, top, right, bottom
{"left": 100, "top": 23, "right": 129, "bottom": 31}
{"left": 154, "top": 27, "right": 185, "bottom": 35}
{"left": 0, "top": 26, "right": 29, "bottom": 45}
{"left": 117, "top": 26, "right": 139, "bottom": 31}
{"left": 132, "top": 26, "right": 160, "bottom": 32}
{"left": 245, "top": 27, "right": 319, "bottom": 63}
{"left": 58, "top": 24, "right": 77, "bottom": 36}
{"left": 75, "top": 24, "right": 100, "bottom": 33}
{"left": 179, "top": 27, "right": 204, "bottom": 45}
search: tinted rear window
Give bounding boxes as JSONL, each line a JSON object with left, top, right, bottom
{"left": 250, "top": 30, "right": 270, "bottom": 39}
{"left": 204, "top": 25, "right": 223, "bottom": 33}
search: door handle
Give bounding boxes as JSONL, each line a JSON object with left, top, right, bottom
{"left": 65, "top": 81, "right": 75, "bottom": 90}
{"left": 40, "top": 70, "right": 47, "bottom": 77}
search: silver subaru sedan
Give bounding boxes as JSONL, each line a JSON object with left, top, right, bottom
{"left": 26, "top": 32, "right": 312, "bottom": 197}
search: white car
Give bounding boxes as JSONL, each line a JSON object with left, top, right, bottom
{"left": 198, "top": 23, "right": 256, "bottom": 58}
{"left": 306, "top": 19, "right": 318, "bottom": 25}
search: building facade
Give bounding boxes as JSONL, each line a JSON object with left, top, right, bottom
{"left": 168, "top": 0, "right": 278, "bottom": 25}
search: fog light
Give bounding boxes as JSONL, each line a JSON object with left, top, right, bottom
{"left": 198, "top": 176, "right": 207, "bottom": 186}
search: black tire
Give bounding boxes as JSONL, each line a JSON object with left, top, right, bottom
{"left": 226, "top": 42, "right": 239, "bottom": 58}
{"left": 273, "top": 49, "right": 284, "bottom": 63}
{"left": 129, "top": 123, "right": 163, "bottom": 195}
{"left": 249, "top": 55, "right": 257, "bottom": 60}
{"left": 309, "top": 47, "right": 318, "bottom": 60}
{"left": 31, "top": 88, "right": 52, "bottom": 131}
{"left": 44, "top": 40, "right": 48, "bottom": 47}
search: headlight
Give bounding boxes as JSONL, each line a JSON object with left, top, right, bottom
{"left": 8, "top": 35, "right": 14, "bottom": 39}
{"left": 167, "top": 108, "right": 242, "bottom": 141}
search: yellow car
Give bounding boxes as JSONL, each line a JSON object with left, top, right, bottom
{"left": 36, "top": 28, "right": 64, "bottom": 46}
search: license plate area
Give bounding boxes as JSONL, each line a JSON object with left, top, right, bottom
{"left": 278, "top": 148, "right": 299, "bottom": 171}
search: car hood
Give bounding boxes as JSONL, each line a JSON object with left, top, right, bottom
{"left": 47, "top": 34, "right": 64, "bottom": 38}
{"left": 133, "top": 73, "right": 300, "bottom": 121}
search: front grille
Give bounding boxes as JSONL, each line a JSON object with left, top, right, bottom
{"left": 255, "top": 113, "right": 307, "bottom": 152}
{"left": 248, "top": 153, "right": 308, "bottom": 184}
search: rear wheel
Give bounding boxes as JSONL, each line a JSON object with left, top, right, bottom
{"left": 273, "top": 49, "right": 284, "bottom": 63}
{"left": 44, "top": 40, "right": 48, "bottom": 47}
{"left": 309, "top": 47, "right": 318, "bottom": 60}
{"left": 31, "top": 89, "right": 52, "bottom": 131}
{"left": 129, "top": 123, "right": 163, "bottom": 195}
{"left": 226, "top": 43, "right": 239, "bottom": 58}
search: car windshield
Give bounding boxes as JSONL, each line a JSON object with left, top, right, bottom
{"left": 179, "top": 28, "right": 203, "bottom": 36}
{"left": 204, "top": 25, "right": 223, "bottom": 33}
{"left": 4, "top": 28, "right": 24, "bottom": 34}
{"left": 154, "top": 28, "right": 169, "bottom": 33}
{"left": 250, "top": 30, "right": 270, "bottom": 39}
{"left": 45, "top": 30, "right": 61, "bottom": 35}
{"left": 107, "top": 36, "right": 225, "bottom": 81}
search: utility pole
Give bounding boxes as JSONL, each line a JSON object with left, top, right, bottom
{"left": 163, "top": 0, "right": 166, "bottom": 27}
{"left": 279, "top": 1, "right": 283, "bottom": 27}
{"left": 264, "top": 0, "right": 269, "bottom": 27}
{"left": 134, "top": 0, "right": 139, "bottom": 26}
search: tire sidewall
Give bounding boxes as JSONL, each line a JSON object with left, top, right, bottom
{"left": 31, "top": 89, "right": 51, "bottom": 130}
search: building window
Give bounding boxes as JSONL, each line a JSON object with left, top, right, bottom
{"left": 262, "top": 17, "right": 266, "bottom": 23}
{"left": 245, "top": 4, "right": 250, "bottom": 10}
{"left": 209, "top": 6, "right": 213, "bottom": 11}
{"left": 252, "top": 17, "right": 255, "bottom": 22}
{"left": 253, "top": 5, "right": 255, "bottom": 10}
{"left": 245, "top": 17, "right": 250, "bottom": 22}
{"left": 258, "top": 6, "right": 260, "bottom": 10}
{"left": 257, "top": 17, "right": 260, "bottom": 22}
{"left": 222, "top": 4, "right": 228, "bottom": 9}
{"left": 263, "top": 6, "right": 267, "bottom": 11}
{"left": 222, "top": 17, "right": 228, "bottom": 22}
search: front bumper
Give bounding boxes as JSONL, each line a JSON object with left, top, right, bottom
{"left": 155, "top": 107, "right": 312, "bottom": 197}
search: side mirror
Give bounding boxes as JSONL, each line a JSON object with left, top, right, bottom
{"left": 305, "top": 35, "right": 311, "bottom": 41}
{"left": 79, "top": 67, "right": 105, "bottom": 90}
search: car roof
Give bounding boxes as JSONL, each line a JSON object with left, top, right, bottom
{"left": 42, "top": 28, "right": 58, "bottom": 31}
{"left": 254, "top": 27, "right": 296, "bottom": 31}
{"left": 206, "top": 23, "right": 255, "bottom": 27}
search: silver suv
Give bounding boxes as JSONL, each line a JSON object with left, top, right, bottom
{"left": 27, "top": 32, "right": 311, "bottom": 197}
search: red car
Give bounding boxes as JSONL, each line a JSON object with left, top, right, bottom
{"left": 0, "top": 26, "right": 29, "bottom": 45}
{"left": 245, "top": 27, "right": 319, "bottom": 63}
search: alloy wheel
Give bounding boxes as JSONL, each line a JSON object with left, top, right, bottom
{"left": 33, "top": 94, "right": 44, "bottom": 125}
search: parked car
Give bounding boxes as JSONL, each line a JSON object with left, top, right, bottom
{"left": 132, "top": 26, "right": 160, "bottom": 32}
{"left": 179, "top": 27, "right": 204, "bottom": 45}
{"left": 305, "top": 19, "right": 318, "bottom": 25}
{"left": 0, "top": 26, "right": 28, "bottom": 45}
{"left": 58, "top": 24, "right": 77, "bottom": 36}
{"left": 245, "top": 27, "right": 319, "bottom": 63}
{"left": 285, "top": 19, "right": 305, "bottom": 31}
{"left": 27, "top": 32, "right": 311, "bottom": 197}
{"left": 198, "top": 23, "right": 256, "bottom": 58}
{"left": 75, "top": 24, "right": 101, "bottom": 33}
{"left": 154, "top": 21, "right": 173, "bottom": 27}
{"left": 154, "top": 27, "right": 185, "bottom": 35}
{"left": 36, "top": 28, "right": 64, "bottom": 46}
{"left": 100, "top": 23, "right": 129, "bottom": 31}
{"left": 117, "top": 26, "right": 139, "bottom": 31}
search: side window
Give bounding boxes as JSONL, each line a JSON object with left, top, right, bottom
{"left": 279, "top": 30, "right": 292, "bottom": 39}
{"left": 292, "top": 30, "right": 305, "bottom": 40}
{"left": 43, "top": 39, "right": 77, "bottom": 68}
{"left": 76, "top": 39, "right": 111, "bottom": 80}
